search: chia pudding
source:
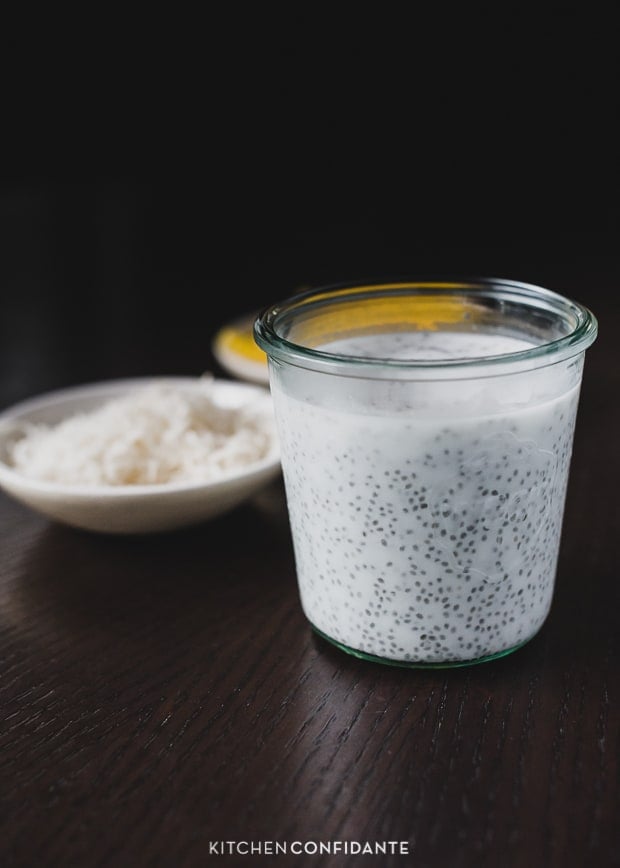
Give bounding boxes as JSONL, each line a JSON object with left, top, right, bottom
{"left": 255, "top": 282, "right": 597, "bottom": 666}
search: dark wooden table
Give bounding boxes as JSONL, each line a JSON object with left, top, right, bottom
{"left": 1, "top": 264, "right": 618, "bottom": 867}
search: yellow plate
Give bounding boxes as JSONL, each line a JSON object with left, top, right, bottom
{"left": 213, "top": 313, "right": 269, "bottom": 384}
{"left": 213, "top": 285, "right": 478, "bottom": 382}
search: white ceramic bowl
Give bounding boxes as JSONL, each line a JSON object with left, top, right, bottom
{"left": 0, "top": 377, "right": 280, "bottom": 534}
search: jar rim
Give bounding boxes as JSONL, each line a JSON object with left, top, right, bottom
{"left": 254, "top": 278, "right": 598, "bottom": 379}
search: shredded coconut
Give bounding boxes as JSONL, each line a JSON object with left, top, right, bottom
{"left": 9, "top": 380, "right": 276, "bottom": 487}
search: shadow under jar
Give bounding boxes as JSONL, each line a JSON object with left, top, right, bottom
{"left": 255, "top": 280, "right": 598, "bottom": 668}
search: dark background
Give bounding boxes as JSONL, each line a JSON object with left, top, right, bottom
{"left": 1, "top": 7, "right": 617, "bottom": 404}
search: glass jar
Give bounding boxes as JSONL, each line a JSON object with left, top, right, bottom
{"left": 255, "top": 279, "right": 598, "bottom": 667}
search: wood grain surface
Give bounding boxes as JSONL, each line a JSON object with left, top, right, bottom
{"left": 1, "top": 271, "right": 618, "bottom": 867}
